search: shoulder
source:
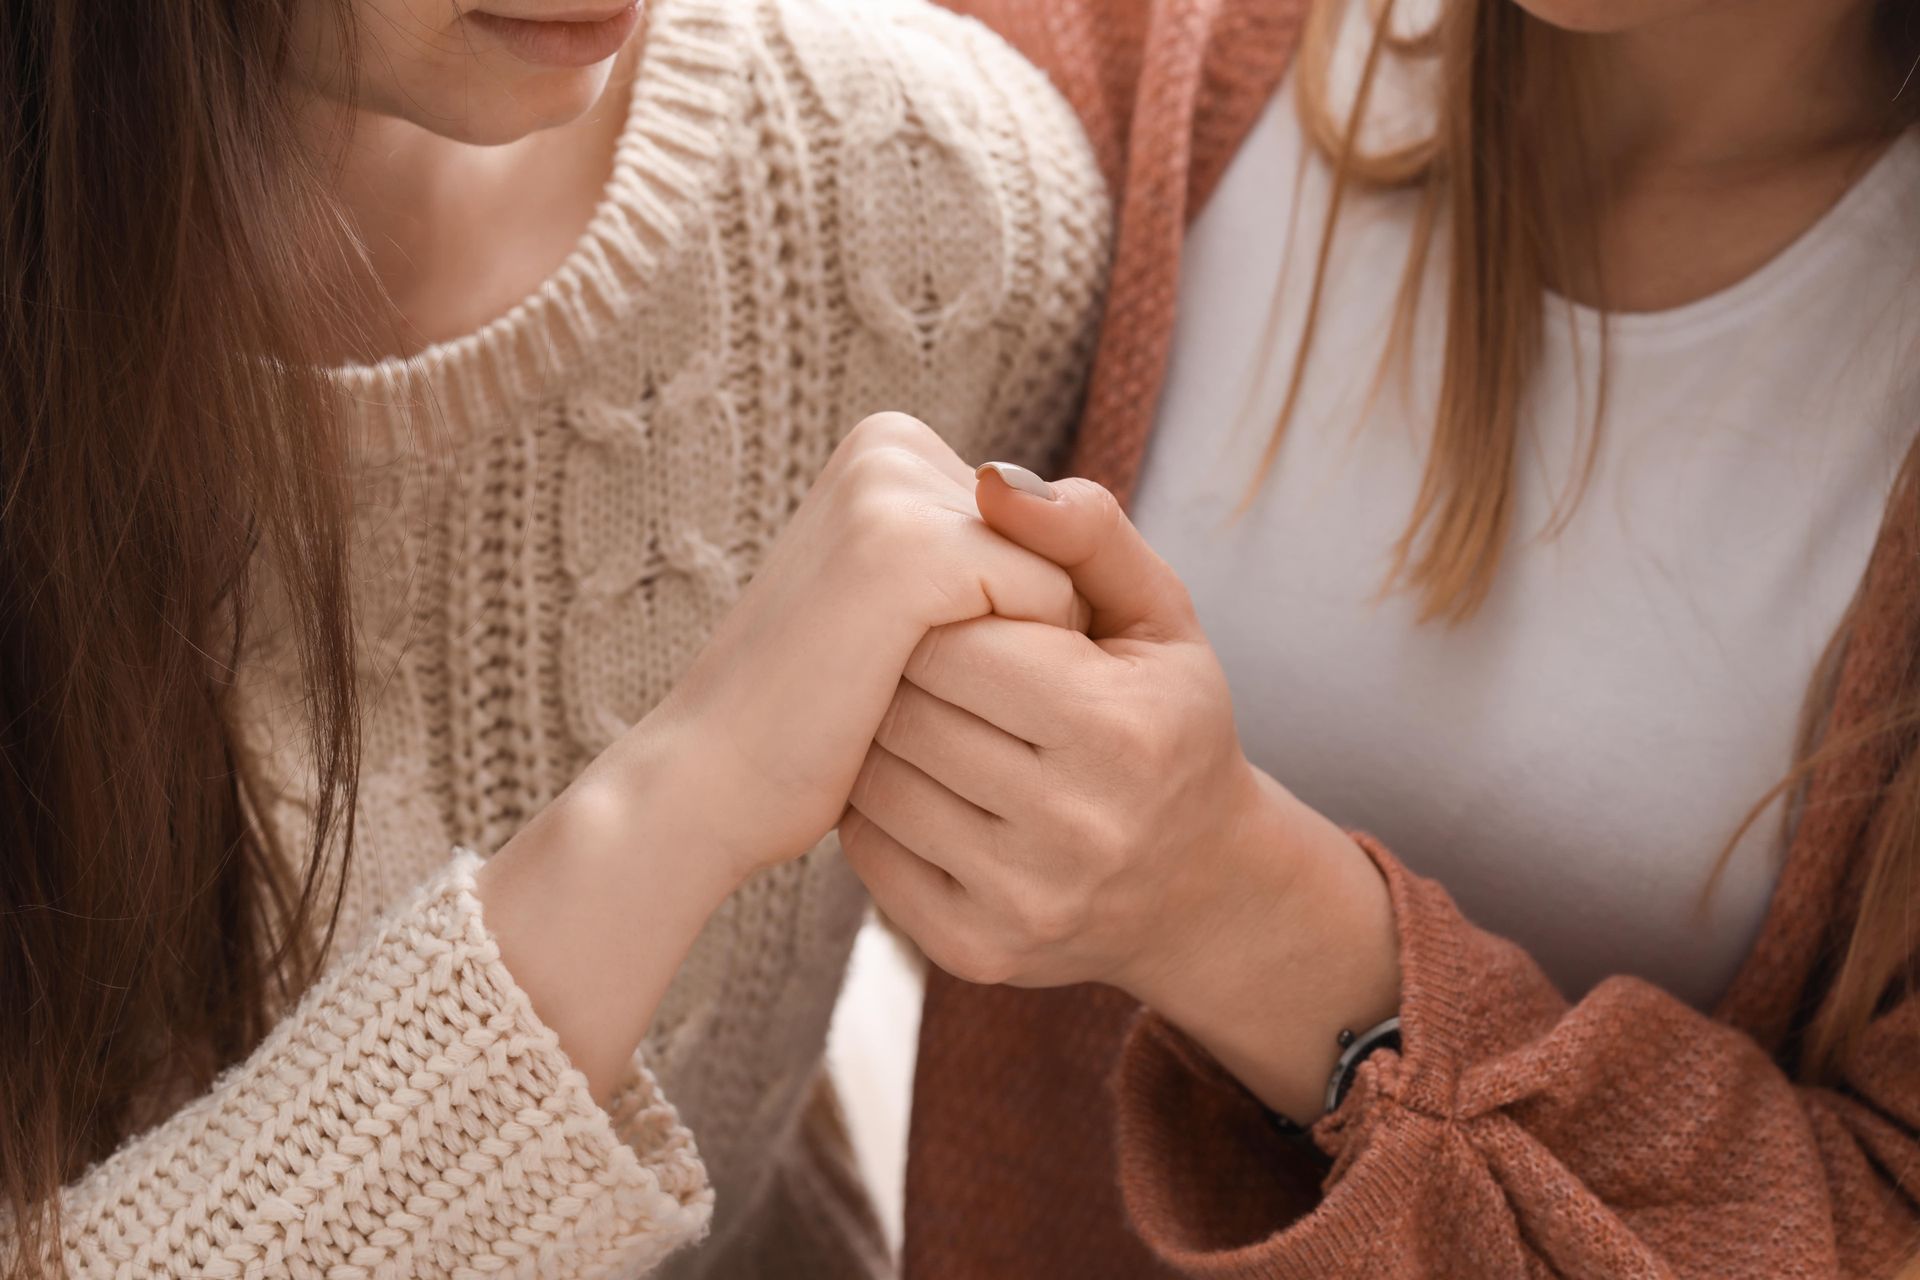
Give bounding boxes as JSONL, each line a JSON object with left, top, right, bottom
{"left": 735, "top": 0, "right": 1112, "bottom": 447}
{"left": 748, "top": 0, "right": 1090, "bottom": 145}
{"left": 741, "top": 0, "right": 1111, "bottom": 265}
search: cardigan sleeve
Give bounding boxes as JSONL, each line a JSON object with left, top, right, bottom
{"left": 47, "top": 852, "right": 713, "bottom": 1279}
{"left": 1113, "top": 836, "right": 1920, "bottom": 1280}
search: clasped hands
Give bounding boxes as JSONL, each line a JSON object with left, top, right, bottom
{"left": 679, "top": 411, "right": 1402, "bottom": 1123}
{"left": 840, "top": 450, "right": 1277, "bottom": 1002}
{"left": 490, "top": 410, "right": 1389, "bottom": 1114}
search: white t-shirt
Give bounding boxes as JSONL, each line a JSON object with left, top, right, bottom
{"left": 1129, "top": 77, "right": 1920, "bottom": 1010}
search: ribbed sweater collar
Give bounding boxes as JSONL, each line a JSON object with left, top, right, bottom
{"left": 327, "top": 0, "right": 748, "bottom": 457}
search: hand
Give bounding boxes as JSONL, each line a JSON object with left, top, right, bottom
{"left": 842, "top": 472, "right": 1255, "bottom": 995}
{"left": 839, "top": 464, "right": 1401, "bottom": 1121}
{"left": 479, "top": 416, "right": 1082, "bottom": 1099}
{"left": 615, "top": 413, "right": 1087, "bottom": 883}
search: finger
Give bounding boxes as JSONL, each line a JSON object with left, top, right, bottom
{"left": 827, "top": 420, "right": 1085, "bottom": 632}
{"left": 839, "top": 808, "right": 976, "bottom": 953}
{"left": 975, "top": 466, "right": 1196, "bottom": 641}
{"left": 847, "top": 742, "right": 997, "bottom": 879}
{"left": 875, "top": 678, "right": 1039, "bottom": 814}
{"left": 943, "top": 515, "right": 1089, "bottom": 634}
{"left": 904, "top": 616, "right": 1108, "bottom": 747}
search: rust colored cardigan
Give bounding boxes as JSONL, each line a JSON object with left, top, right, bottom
{"left": 904, "top": 2, "right": 1920, "bottom": 1276}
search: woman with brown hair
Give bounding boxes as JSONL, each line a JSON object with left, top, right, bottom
{"left": 0, "top": 0, "right": 1107, "bottom": 1274}
{"left": 864, "top": 0, "right": 1920, "bottom": 1274}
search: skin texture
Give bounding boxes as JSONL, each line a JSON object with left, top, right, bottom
{"left": 293, "top": 0, "right": 637, "bottom": 144}
{"left": 842, "top": 0, "right": 1894, "bottom": 1125}
{"left": 286, "top": 0, "right": 1091, "bottom": 1109}
{"left": 294, "top": 0, "right": 646, "bottom": 359}
{"left": 477, "top": 416, "right": 1083, "bottom": 1098}
{"left": 285, "top": 0, "right": 693, "bottom": 1099}
{"left": 1539, "top": 0, "right": 1888, "bottom": 311}
{"left": 843, "top": 473, "right": 1400, "bottom": 1122}
{"left": 286, "top": 0, "right": 1891, "bottom": 1124}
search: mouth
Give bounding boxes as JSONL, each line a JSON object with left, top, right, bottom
{"left": 466, "top": 2, "right": 643, "bottom": 69}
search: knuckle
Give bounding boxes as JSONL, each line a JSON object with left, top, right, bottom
{"left": 1017, "top": 892, "right": 1087, "bottom": 947}
{"left": 934, "top": 930, "right": 1016, "bottom": 987}
{"left": 1095, "top": 696, "right": 1154, "bottom": 759}
{"left": 1068, "top": 804, "right": 1130, "bottom": 874}
{"left": 847, "top": 411, "right": 933, "bottom": 453}
{"left": 835, "top": 486, "right": 916, "bottom": 567}
{"left": 837, "top": 452, "right": 950, "bottom": 546}
{"left": 839, "top": 441, "right": 916, "bottom": 500}
{"left": 1138, "top": 698, "right": 1183, "bottom": 767}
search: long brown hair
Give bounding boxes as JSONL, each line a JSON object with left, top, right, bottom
{"left": 1, "top": 0, "right": 361, "bottom": 1268}
{"left": 1278, "top": 0, "right": 1920, "bottom": 1082}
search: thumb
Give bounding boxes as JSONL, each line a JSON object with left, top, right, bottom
{"left": 974, "top": 461, "right": 1195, "bottom": 641}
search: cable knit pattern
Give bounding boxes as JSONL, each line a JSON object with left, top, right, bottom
{"left": 54, "top": 855, "right": 708, "bottom": 1280}
{"left": 42, "top": 1, "right": 1109, "bottom": 1274}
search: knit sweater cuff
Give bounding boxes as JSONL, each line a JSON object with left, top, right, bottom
{"left": 402, "top": 851, "right": 717, "bottom": 1270}
{"left": 60, "top": 852, "right": 713, "bottom": 1278}
{"left": 1111, "top": 835, "right": 1528, "bottom": 1276}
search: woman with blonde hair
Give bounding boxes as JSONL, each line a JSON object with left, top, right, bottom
{"left": 871, "top": 0, "right": 1920, "bottom": 1274}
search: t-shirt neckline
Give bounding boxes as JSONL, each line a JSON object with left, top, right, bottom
{"left": 1551, "top": 129, "right": 1920, "bottom": 345}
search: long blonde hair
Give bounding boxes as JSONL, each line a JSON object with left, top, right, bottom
{"left": 1276, "top": 0, "right": 1920, "bottom": 1081}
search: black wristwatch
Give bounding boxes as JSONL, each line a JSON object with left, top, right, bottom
{"left": 1264, "top": 1015, "right": 1402, "bottom": 1135}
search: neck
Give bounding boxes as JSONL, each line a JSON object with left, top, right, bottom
{"left": 1570, "top": 0, "right": 1888, "bottom": 174}
{"left": 295, "top": 45, "right": 641, "bottom": 364}
{"left": 292, "top": 102, "right": 494, "bottom": 361}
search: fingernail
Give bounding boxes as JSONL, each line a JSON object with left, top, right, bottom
{"left": 976, "top": 460, "right": 1057, "bottom": 501}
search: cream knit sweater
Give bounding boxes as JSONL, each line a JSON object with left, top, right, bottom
{"left": 46, "top": 1, "right": 1108, "bottom": 1275}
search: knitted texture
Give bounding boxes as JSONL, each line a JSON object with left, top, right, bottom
{"left": 44, "top": 1, "right": 1109, "bottom": 1275}
{"left": 932, "top": 0, "right": 1307, "bottom": 502}
{"left": 909, "top": 2, "right": 1920, "bottom": 1277}
{"left": 55, "top": 855, "right": 709, "bottom": 1280}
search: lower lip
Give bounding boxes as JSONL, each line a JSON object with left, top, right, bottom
{"left": 466, "top": 3, "right": 642, "bottom": 68}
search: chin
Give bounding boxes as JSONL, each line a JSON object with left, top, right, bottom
{"left": 1508, "top": 0, "right": 1699, "bottom": 33}
{"left": 392, "top": 60, "right": 621, "bottom": 146}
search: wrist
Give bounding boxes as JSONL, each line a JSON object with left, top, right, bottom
{"left": 596, "top": 701, "right": 771, "bottom": 892}
{"left": 1124, "top": 768, "right": 1402, "bottom": 1123}
{"left": 475, "top": 729, "right": 745, "bottom": 1100}
{"left": 1115, "top": 760, "right": 1302, "bottom": 1005}
{"left": 549, "top": 760, "right": 748, "bottom": 913}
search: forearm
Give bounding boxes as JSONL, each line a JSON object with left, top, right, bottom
{"left": 1126, "top": 767, "right": 1401, "bottom": 1124}
{"left": 477, "top": 714, "right": 745, "bottom": 1103}
{"left": 1110, "top": 839, "right": 1920, "bottom": 1276}
{"left": 476, "top": 416, "right": 1094, "bottom": 1104}
{"left": 55, "top": 852, "right": 715, "bottom": 1276}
